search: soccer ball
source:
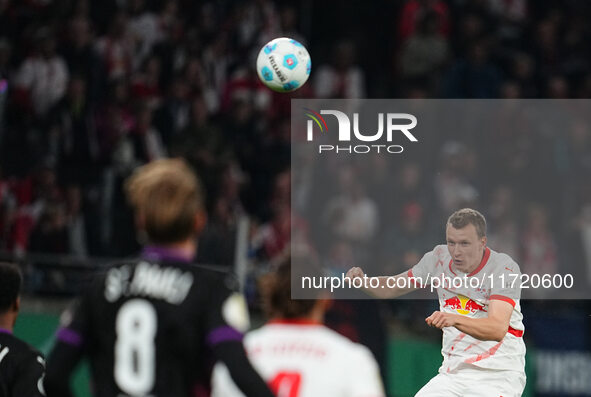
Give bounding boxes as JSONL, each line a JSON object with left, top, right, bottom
{"left": 256, "top": 37, "right": 311, "bottom": 93}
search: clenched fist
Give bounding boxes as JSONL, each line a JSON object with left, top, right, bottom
{"left": 425, "top": 311, "right": 457, "bottom": 329}
{"left": 345, "top": 267, "right": 365, "bottom": 281}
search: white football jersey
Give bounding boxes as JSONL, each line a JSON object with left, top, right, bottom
{"left": 409, "top": 245, "right": 526, "bottom": 373}
{"left": 211, "top": 320, "right": 385, "bottom": 397}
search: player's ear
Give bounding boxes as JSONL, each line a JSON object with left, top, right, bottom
{"left": 481, "top": 236, "right": 487, "bottom": 247}
{"left": 135, "top": 212, "right": 146, "bottom": 230}
{"left": 318, "top": 297, "right": 333, "bottom": 311}
{"left": 134, "top": 213, "right": 148, "bottom": 244}
{"left": 13, "top": 296, "right": 20, "bottom": 313}
{"left": 194, "top": 210, "right": 207, "bottom": 235}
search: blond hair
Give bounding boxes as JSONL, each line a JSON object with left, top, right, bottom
{"left": 125, "top": 159, "right": 204, "bottom": 244}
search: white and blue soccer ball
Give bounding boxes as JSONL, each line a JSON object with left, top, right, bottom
{"left": 256, "top": 37, "right": 311, "bottom": 93}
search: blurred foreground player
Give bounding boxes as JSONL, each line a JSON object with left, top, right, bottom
{"left": 0, "top": 262, "right": 46, "bottom": 397}
{"left": 347, "top": 209, "right": 526, "bottom": 397}
{"left": 45, "top": 159, "right": 275, "bottom": 397}
{"left": 212, "top": 254, "right": 385, "bottom": 397}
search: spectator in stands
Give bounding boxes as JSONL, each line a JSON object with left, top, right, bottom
{"left": 314, "top": 40, "right": 366, "bottom": 98}
{"left": 29, "top": 202, "right": 68, "bottom": 254}
{"left": 11, "top": 164, "right": 60, "bottom": 255}
{"left": 64, "top": 185, "right": 87, "bottom": 257}
{"left": 61, "top": 16, "right": 105, "bottom": 103}
{"left": 487, "top": 186, "right": 520, "bottom": 261}
{"left": 386, "top": 162, "right": 432, "bottom": 226}
{"left": 323, "top": 166, "right": 378, "bottom": 265}
{"left": 127, "top": 0, "right": 162, "bottom": 71}
{"left": 50, "top": 76, "right": 100, "bottom": 187}
{"left": 181, "top": 57, "right": 207, "bottom": 98}
{"left": 95, "top": 11, "right": 134, "bottom": 80}
{"left": 510, "top": 53, "right": 537, "bottom": 98}
{"left": 399, "top": 9, "right": 449, "bottom": 89}
{"left": 434, "top": 142, "right": 480, "bottom": 214}
{"left": 171, "top": 96, "right": 227, "bottom": 194}
{"left": 0, "top": 166, "right": 16, "bottom": 251}
{"left": 442, "top": 39, "right": 502, "bottom": 98}
{"left": 15, "top": 29, "right": 68, "bottom": 118}
{"left": 130, "top": 103, "right": 167, "bottom": 163}
{"left": 95, "top": 78, "right": 134, "bottom": 164}
{"left": 381, "top": 202, "right": 434, "bottom": 275}
{"left": 574, "top": 193, "right": 591, "bottom": 287}
{"left": 153, "top": 74, "right": 190, "bottom": 146}
{"left": 521, "top": 203, "right": 558, "bottom": 277}
{"left": 398, "top": 0, "right": 450, "bottom": 42}
{"left": 130, "top": 55, "right": 163, "bottom": 109}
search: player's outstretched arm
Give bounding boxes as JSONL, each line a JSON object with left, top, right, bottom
{"left": 345, "top": 267, "right": 419, "bottom": 299}
{"left": 425, "top": 299, "right": 513, "bottom": 341}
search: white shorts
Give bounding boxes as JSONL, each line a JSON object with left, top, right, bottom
{"left": 415, "top": 367, "right": 526, "bottom": 397}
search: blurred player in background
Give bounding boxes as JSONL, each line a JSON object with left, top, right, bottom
{"left": 347, "top": 208, "right": 526, "bottom": 397}
{"left": 44, "top": 159, "right": 275, "bottom": 397}
{"left": 212, "top": 253, "right": 385, "bottom": 397}
{"left": 0, "top": 262, "right": 46, "bottom": 397}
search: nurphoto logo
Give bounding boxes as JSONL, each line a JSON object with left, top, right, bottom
{"left": 304, "top": 108, "right": 418, "bottom": 154}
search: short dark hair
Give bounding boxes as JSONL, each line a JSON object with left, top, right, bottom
{"left": 0, "top": 263, "right": 22, "bottom": 313}
{"left": 259, "top": 254, "right": 324, "bottom": 319}
{"left": 447, "top": 208, "right": 487, "bottom": 238}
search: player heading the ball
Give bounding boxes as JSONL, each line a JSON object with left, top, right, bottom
{"left": 346, "top": 208, "right": 526, "bottom": 397}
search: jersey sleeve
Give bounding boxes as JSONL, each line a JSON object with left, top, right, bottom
{"left": 489, "top": 259, "right": 522, "bottom": 307}
{"left": 211, "top": 363, "right": 245, "bottom": 397}
{"left": 205, "top": 273, "right": 275, "bottom": 397}
{"left": 54, "top": 282, "right": 94, "bottom": 350}
{"left": 45, "top": 279, "right": 98, "bottom": 397}
{"left": 407, "top": 246, "right": 444, "bottom": 286}
{"left": 13, "top": 352, "right": 46, "bottom": 397}
{"left": 347, "top": 345, "right": 386, "bottom": 397}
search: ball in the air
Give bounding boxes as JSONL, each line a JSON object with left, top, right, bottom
{"left": 256, "top": 37, "right": 311, "bottom": 93}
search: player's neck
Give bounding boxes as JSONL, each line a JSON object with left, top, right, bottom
{"left": 0, "top": 314, "right": 15, "bottom": 333}
{"left": 271, "top": 305, "right": 325, "bottom": 325}
{"left": 147, "top": 239, "right": 197, "bottom": 261}
{"left": 465, "top": 248, "right": 487, "bottom": 274}
{"left": 308, "top": 303, "right": 326, "bottom": 323}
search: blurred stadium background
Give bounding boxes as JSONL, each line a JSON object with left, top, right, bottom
{"left": 0, "top": 0, "right": 590, "bottom": 396}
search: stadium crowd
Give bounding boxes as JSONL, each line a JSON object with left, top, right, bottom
{"left": 0, "top": 0, "right": 589, "bottom": 289}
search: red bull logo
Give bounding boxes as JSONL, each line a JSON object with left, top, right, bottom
{"left": 443, "top": 295, "right": 486, "bottom": 315}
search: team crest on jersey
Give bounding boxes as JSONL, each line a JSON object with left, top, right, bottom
{"left": 443, "top": 294, "right": 486, "bottom": 315}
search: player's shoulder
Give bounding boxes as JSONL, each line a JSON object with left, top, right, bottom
{"left": 431, "top": 244, "right": 450, "bottom": 259}
{"left": 251, "top": 323, "right": 374, "bottom": 357}
{"left": 320, "top": 329, "right": 378, "bottom": 364}
{"left": 93, "top": 258, "right": 139, "bottom": 283}
{"left": 0, "top": 334, "right": 44, "bottom": 364}
{"left": 433, "top": 244, "right": 448, "bottom": 254}
{"left": 106, "top": 258, "right": 238, "bottom": 290}
{"left": 190, "top": 264, "right": 239, "bottom": 292}
{"left": 487, "top": 247, "right": 521, "bottom": 273}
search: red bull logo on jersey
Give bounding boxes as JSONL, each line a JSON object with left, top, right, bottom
{"left": 443, "top": 294, "right": 486, "bottom": 315}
